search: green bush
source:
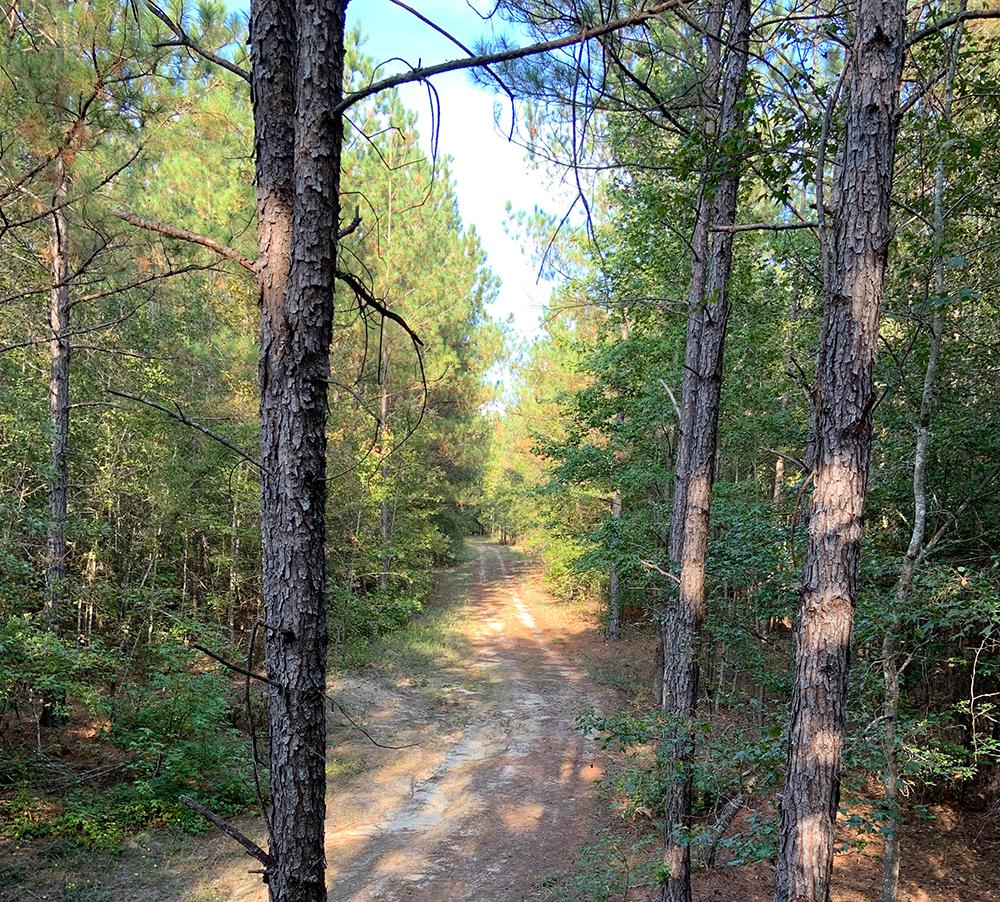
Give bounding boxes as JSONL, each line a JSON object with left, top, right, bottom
{"left": 331, "top": 585, "right": 426, "bottom": 658}
{"left": 0, "top": 616, "right": 115, "bottom": 734}
{"left": 104, "top": 641, "right": 257, "bottom": 827}
{"left": 0, "top": 638, "right": 257, "bottom": 851}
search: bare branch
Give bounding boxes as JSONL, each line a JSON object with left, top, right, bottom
{"left": 335, "top": 1, "right": 681, "bottom": 115}
{"left": 916, "top": 468, "right": 1000, "bottom": 566}
{"left": 337, "top": 207, "right": 362, "bottom": 239}
{"left": 336, "top": 269, "right": 424, "bottom": 348}
{"left": 111, "top": 210, "right": 256, "bottom": 273}
{"left": 710, "top": 221, "right": 817, "bottom": 233}
{"left": 191, "top": 641, "right": 283, "bottom": 690}
{"left": 0, "top": 146, "right": 142, "bottom": 238}
{"left": 640, "top": 559, "right": 680, "bottom": 584}
{"left": 657, "top": 378, "right": 683, "bottom": 421}
{"left": 905, "top": 8, "right": 1000, "bottom": 50}
{"left": 178, "top": 795, "right": 272, "bottom": 868}
{"left": 387, "top": 0, "right": 517, "bottom": 130}
{"left": 145, "top": 1, "right": 251, "bottom": 83}
{"left": 106, "top": 387, "right": 264, "bottom": 471}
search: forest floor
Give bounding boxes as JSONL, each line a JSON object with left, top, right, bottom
{"left": 3, "top": 540, "right": 616, "bottom": 900}
{"left": 6, "top": 539, "right": 999, "bottom": 900}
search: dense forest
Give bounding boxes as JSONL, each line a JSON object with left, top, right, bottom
{"left": 1, "top": 2, "right": 998, "bottom": 901}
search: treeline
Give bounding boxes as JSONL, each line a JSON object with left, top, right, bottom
{"left": 483, "top": 2, "right": 1000, "bottom": 900}
{"left": 0, "top": 1, "right": 496, "bottom": 849}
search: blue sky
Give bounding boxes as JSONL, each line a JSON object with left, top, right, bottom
{"left": 346, "top": 1, "right": 571, "bottom": 339}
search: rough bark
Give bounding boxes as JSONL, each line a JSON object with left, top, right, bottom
{"left": 660, "top": 1, "right": 751, "bottom": 899}
{"left": 666, "top": 0, "right": 725, "bottom": 565}
{"left": 45, "top": 156, "right": 71, "bottom": 623}
{"left": 879, "top": 11, "right": 963, "bottom": 900}
{"left": 252, "top": 0, "right": 347, "bottom": 898}
{"left": 774, "top": 3, "right": 906, "bottom": 900}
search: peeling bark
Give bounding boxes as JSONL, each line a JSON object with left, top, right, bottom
{"left": 774, "top": 3, "right": 906, "bottom": 900}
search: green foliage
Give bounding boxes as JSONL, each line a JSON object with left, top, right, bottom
{"left": 104, "top": 642, "right": 257, "bottom": 823}
{"left": 0, "top": 12, "right": 498, "bottom": 865}
{"left": 0, "top": 618, "right": 115, "bottom": 726}
{"left": 1, "top": 639, "right": 255, "bottom": 851}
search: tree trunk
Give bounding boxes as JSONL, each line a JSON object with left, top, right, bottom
{"left": 774, "top": 3, "right": 906, "bottom": 900}
{"left": 379, "top": 343, "right": 391, "bottom": 593}
{"left": 661, "top": 2, "right": 751, "bottom": 899}
{"left": 45, "top": 156, "right": 71, "bottom": 624}
{"left": 252, "top": 1, "right": 347, "bottom": 898}
{"left": 666, "top": 0, "right": 724, "bottom": 565}
{"left": 880, "top": 10, "right": 963, "bottom": 899}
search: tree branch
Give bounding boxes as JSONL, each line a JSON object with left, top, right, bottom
{"left": 178, "top": 795, "right": 272, "bottom": 868}
{"left": 710, "top": 221, "right": 817, "bottom": 233}
{"left": 337, "top": 207, "right": 362, "bottom": 239}
{"left": 336, "top": 269, "right": 424, "bottom": 348}
{"left": 105, "top": 387, "right": 264, "bottom": 471}
{"left": 335, "top": 1, "right": 681, "bottom": 115}
{"left": 145, "top": 1, "right": 251, "bottom": 83}
{"left": 640, "top": 559, "right": 680, "bottom": 584}
{"left": 111, "top": 210, "right": 256, "bottom": 274}
{"left": 905, "top": 8, "right": 1000, "bottom": 50}
{"left": 190, "top": 642, "right": 283, "bottom": 691}
{"left": 387, "top": 0, "right": 517, "bottom": 126}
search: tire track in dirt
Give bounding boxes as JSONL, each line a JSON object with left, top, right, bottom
{"left": 323, "top": 541, "right": 607, "bottom": 901}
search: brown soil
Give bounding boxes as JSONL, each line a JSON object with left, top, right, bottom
{"left": 4, "top": 540, "right": 996, "bottom": 900}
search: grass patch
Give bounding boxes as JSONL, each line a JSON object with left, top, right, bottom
{"left": 326, "top": 756, "right": 365, "bottom": 781}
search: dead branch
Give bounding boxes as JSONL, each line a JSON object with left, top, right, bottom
{"left": 905, "top": 8, "right": 1000, "bottom": 50}
{"left": 710, "top": 221, "right": 817, "bottom": 233}
{"left": 145, "top": 1, "right": 251, "bottom": 83}
{"left": 111, "top": 210, "right": 256, "bottom": 274}
{"left": 105, "top": 387, "right": 264, "bottom": 472}
{"left": 337, "top": 207, "right": 362, "bottom": 239}
{"left": 190, "top": 641, "right": 283, "bottom": 691}
{"left": 640, "top": 559, "right": 680, "bottom": 584}
{"left": 336, "top": 1, "right": 682, "bottom": 115}
{"left": 179, "top": 795, "right": 272, "bottom": 868}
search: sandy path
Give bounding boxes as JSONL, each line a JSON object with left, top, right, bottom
{"left": 323, "top": 542, "right": 604, "bottom": 901}
{"left": 163, "top": 540, "right": 608, "bottom": 901}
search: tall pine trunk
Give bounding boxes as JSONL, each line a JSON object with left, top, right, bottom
{"left": 252, "top": 1, "right": 347, "bottom": 897}
{"left": 45, "top": 156, "right": 70, "bottom": 623}
{"left": 660, "top": 1, "right": 751, "bottom": 898}
{"left": 666, "top": 0, "right": 724, "bottom": 567}
{"left": 774, "top": 3, "right": 905, "bottom": 899}
{"left": 379, "top": 343, "right": 390, "bottom": 593}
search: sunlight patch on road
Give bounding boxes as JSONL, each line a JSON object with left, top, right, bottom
{"left": 500, "top": 801, "right": 545, "bottom": 831}
{"left": 512, "top": 593, "right": 537, "bottom": 631}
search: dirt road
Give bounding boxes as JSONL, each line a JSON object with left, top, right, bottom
{"left": 163, "top": 541, "right": 610, "bottom": 901}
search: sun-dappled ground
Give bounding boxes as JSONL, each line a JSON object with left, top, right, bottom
{"left": 4, "top": 540, "right": 998, "bottom": 901}
{"left": 1, "top": 541, "right": 615, "bottom": 900}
